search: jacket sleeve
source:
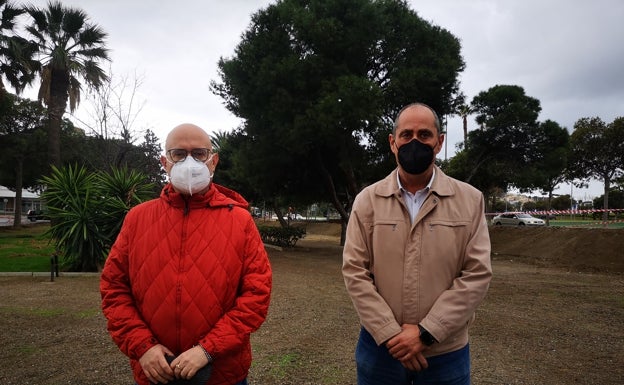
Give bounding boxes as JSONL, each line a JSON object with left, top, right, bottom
{"left": 200, "top": 216, "right": 272, "bottom": 357}
{"left": 342, "top": 195, "right": 403, "bottom": 345}
{"left": 100, "top": 211, "right": 158, "bottom": 360}
{"left": 420, "top": 193, "right": 492, "bottom": 343}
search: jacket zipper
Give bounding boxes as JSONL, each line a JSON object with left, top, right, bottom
{"left": 176, "top": 199, "right": 190, "bottom": 352}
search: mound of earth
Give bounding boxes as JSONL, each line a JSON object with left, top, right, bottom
{"left": 489, "top": 226, "right": 624, "bottom": 273}
{"left": 298, "top": 221, "right": 624, "bottom": 273}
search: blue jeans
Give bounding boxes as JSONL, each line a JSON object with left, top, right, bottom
{"left": 355, "top": 328, "right": 471, "bottom": 385}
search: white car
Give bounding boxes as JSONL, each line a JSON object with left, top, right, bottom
{"left": 492, "top": 213, "right": 545, "bottom": 227}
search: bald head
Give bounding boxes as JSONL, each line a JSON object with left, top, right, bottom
{"left": 392, "top": 103, "right": 441, "bottom": 135}
{"left": 165, "top": 123, "right": 212, "bottom": 151}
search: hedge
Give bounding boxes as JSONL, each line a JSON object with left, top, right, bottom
{"left": 257, "top": 225, "right": 306, "bottom": 248}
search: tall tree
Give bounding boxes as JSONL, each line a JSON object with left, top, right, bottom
{"left": 569, "top": 116, "right": 624, "bottom": 221}
{"left": 445, "top": 85, "right": 542, "bottom": 211}
{"left": 457, "top": 103, "right": 474, "bottom": 143}
{"left": 468, "top": 85, "right": 541, "bottom": 180}
{"left": 0, "top": 93, "right": 47, "bottom": 227}
{"left": 24, "top": 0, "right": 109, "bottom": 168}
{"left": 212, "top": 0, "right": 465, "bottom": 240}
{"left": 0, "top": 0, "right": 37, "bottom": 97}
{"left": 514, "top": 119, "right": 570, "bottom": 222}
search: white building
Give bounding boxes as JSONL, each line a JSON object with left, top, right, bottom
{"left": 0, "top": 185, "right": 42, "bottom": 214}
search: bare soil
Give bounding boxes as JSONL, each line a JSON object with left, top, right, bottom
{"left": 1, "top": 223, "right": 623, "bottom": 385}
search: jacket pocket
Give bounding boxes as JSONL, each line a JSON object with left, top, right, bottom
{"left": 422, "top": 220, "right": 471, "bottom": 274}
{"left": 426, "top": 219, "right": 470, "bottom": 228}
{"left": 370, "top": 219, "right": 407, "bottom": 269}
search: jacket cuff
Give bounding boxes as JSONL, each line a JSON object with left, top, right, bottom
{"left": 420, "top": 317, "right": 446, "bottom": 344}
{"left": 369, "top": 321, "right": 402, "bottom": 345}
{"left": 132, "top": 337, "right": 158, "bottom": 360}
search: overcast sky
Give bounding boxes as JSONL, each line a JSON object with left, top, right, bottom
{"left": 18, "top": 0, "right": 624, "bottom": 199}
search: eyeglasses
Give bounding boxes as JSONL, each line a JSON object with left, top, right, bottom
{"left": 166, "top": 148, "right": 213, "bottom": 163}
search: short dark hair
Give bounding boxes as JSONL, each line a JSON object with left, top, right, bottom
{"left": 392, "top": 103, "right": 441, "bottom": 135}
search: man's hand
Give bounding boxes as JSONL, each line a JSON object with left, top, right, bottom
{"left": 138, "top": 344, "right": 175, "bottom": 384}
{"left": 385, "top": 324, "right": 429, "bottom": 371}
{"left": 171, "top": 345, "right": 211, "bottom": 380}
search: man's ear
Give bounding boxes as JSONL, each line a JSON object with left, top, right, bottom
{"left": 160, "top": 155, "right": 168, "bottom": 168}
{"left": 388, "top": 133, "right": 396, "bottom": 153}
{"left": 434, "top": 133, "right": 445, "bottom": 155}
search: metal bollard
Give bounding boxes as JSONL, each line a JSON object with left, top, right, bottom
{"left": 50, "top": 254, "right": 59, "bottom": 282}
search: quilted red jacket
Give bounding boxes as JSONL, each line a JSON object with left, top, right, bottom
{"left": 100, "top": 183, "right": 272, "bottom": 385}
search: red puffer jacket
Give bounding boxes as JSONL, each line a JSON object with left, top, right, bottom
{"left": 100, "top": 183, "right": 272, "bottom": 385}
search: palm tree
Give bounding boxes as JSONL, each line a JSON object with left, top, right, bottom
{"left": 0, "top": 0, "right": 37, "bottom": 97}
{"left": 24, "top": 0, "right": 109, "bottom": 168}
{"left": 457, "top": 103, "right": 474, "bottom": 143}
{"left": 210, "top": 130, "right": 233, "bottom": 152}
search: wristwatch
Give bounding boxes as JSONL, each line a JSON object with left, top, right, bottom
{"left": 418, "top": 324, "right": 437, "bottom": 346}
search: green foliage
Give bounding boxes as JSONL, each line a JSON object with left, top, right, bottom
{"left": 570, "top": 117, "right": 624, "bottom": 188}
{"left": 40, "top": 164, "right": 154, "bottom": 272}
{"left": 211, "top": 0, "right": 465, "bottom": 223}
{"left": 0, "top": 93, "right": 47, "bottom": 188}
{"left": 0, "top": 0, "right": 38, "bottom": 95}
{"left": 569, "top": 116, "right": 624, "bottom": 217}
{"left": 445, "top": 85, "right": 545, "bottom": 210}
{"left": 593, "top": 189, "right": 624, "bottom": 209}
{"left": 257, "top": 225, "right": 306, "bottom": 248}
{"left": 551, "top": 194, "right": 572, "bottom": 210}
{"left": 468, "top": 85, "right": 542, "bottom": 187}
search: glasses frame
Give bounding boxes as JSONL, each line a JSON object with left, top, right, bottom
{"left": 166, "top": 148, "right": 213, "bottom": 163}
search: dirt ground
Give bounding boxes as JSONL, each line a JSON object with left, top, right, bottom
{"left": 1, "top": 223, "right": 623, "bottom": 385}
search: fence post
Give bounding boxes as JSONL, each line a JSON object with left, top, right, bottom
{"left": 50, "top": 254, "right": 59, "bottom": 282}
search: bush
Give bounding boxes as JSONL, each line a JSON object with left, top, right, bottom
{"left": 257, "top": 225, "right": 306, "bottom": 248}
{"left": 40, "top": 165, "right": 155, "bottom": 272}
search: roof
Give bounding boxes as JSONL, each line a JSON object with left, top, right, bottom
{"left": 0, "top": 185, "right": 40, "bottom": 199}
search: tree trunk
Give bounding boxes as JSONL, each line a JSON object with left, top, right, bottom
{"left": 603, "top": 177, "right": 610, "bottom": 224}
{"left": 13, "top": 158, "right": 24, "bottom": 228}
{"left": 315, "top": 152, "right": 351, "bottom": 245}
{"left": 463, "top": 115, "right": 468, "bottom": 142}
{"left": 47, "top": 69, "right": 70, "bottom": 169}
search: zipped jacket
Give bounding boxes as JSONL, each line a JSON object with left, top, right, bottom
{"left": 100, "top": 183, "right": 272, "bottom": 385}
{"left": 342, "top": 167, "right": 492, "bottom": 356}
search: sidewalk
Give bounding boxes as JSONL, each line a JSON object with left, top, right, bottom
{"left": 0, "top": 215, "right": 50, "bottom": 227}
{"left": 0, "top": 271, "right": 100, "bottom": 277}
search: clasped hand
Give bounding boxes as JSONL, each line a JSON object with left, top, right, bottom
{"left": 139, "top": 344, "right": 209, "bottom": 384}
{"left": 385, "top": 324, "right": 429, "bottom": 372}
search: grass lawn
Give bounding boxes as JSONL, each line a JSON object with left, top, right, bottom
{"left": 0, "top": 224, "right": 55, "bottom": 272}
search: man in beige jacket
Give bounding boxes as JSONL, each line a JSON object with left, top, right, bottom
{"left": 342, "top": 103, "right": 492, "bottom": 385}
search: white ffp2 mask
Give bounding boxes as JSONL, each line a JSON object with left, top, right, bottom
{"left": 169, "top": 156, "right": 212, "bottom": 195}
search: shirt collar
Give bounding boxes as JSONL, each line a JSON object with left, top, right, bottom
{"left": 397, "top": 168, "right": 435, "bottom": 194}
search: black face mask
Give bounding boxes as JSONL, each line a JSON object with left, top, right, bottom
{"left": 397, "top": 139, "right": 434, "bottom": 175}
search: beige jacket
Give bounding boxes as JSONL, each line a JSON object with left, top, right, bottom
{"left": 342, "top": 167, "right": 492, "bottom": 357}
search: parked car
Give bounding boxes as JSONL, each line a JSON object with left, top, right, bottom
{"left": 492, "top": 213, "right": 545, "bottom": 227}
{"left": 27, "top": 209, "right": 49, "bottom": 222}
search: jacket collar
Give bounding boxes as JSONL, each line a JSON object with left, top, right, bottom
{"left": 161, "top": 183, "right": 249, "bottom": 210}
{"left": 375, "top": 166, "right": 456, "bottom": 199}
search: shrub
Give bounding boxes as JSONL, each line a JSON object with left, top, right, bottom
{"left": 257, "top": 225, "right": 306, "bottom": 248}
{"left": 40, "top": 165, "right": 154, "bottom": 272}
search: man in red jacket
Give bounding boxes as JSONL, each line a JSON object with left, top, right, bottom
{"left": 101, "top": 123, "right": 272, "bottom": 385}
